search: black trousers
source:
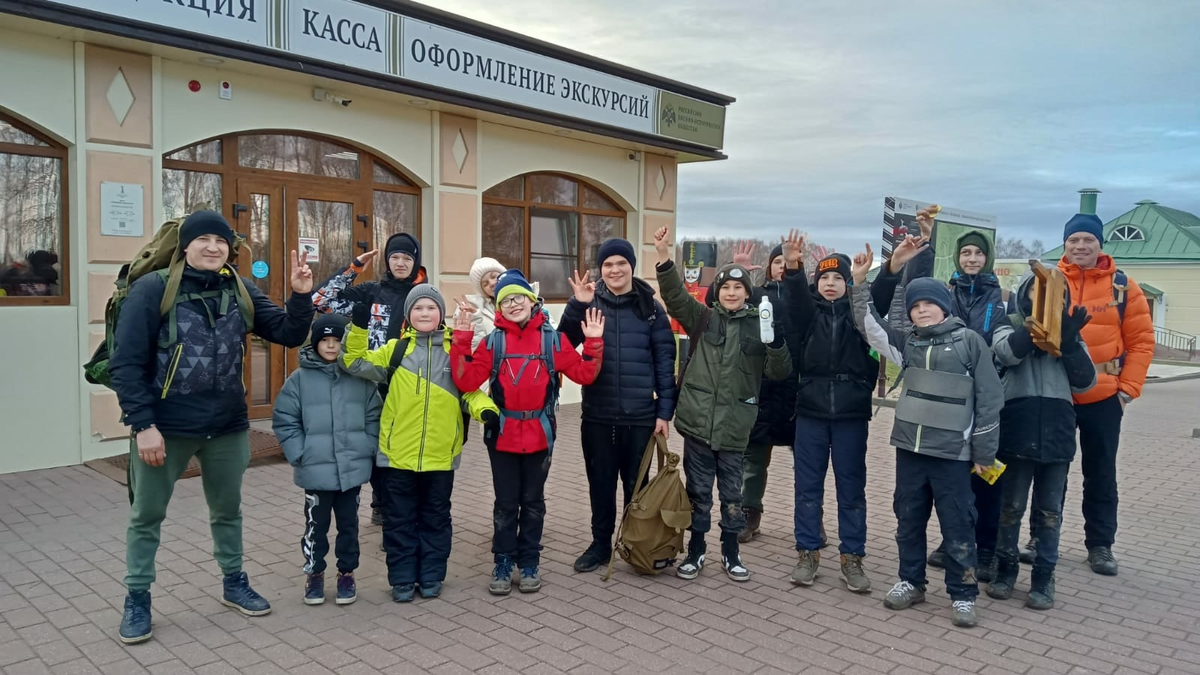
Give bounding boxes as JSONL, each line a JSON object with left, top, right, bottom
{"left": 488, "top": 447, "right": 550, "bottom": 568}
{"left": 893, "top": 449, "right": 978, "bottom": 601}
{"left": 581, "top": 422, "right": 655, "bottom": 545}
{"left": 301, "top": 486, "right": 361, "bottom": 575}
{"left": 382, "top": 469, "right": 454, "bottom": 586}
{"left": 1077, "top": 394, "right": 1124, "bottom": 549}
{"left": 682, "top": 435, "right": 746, "bottom": 537}
{"left": 369, "top": 464, "right": 386, "bottom": 511}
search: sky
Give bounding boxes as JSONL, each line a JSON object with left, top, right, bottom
{"left": 427, "top": 0, "right": 1200, "bottom": 257}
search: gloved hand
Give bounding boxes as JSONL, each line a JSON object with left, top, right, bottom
{"left": 482, "top": 410, "right": 500, "bottom": 449}
{"left": 1060, "top": 305, "right": 1091, "bottom": 353}
{"left": 1010, "top": 321, "right": 1036, "bottom": 357}
{"left": 769, "top": 328, "right": 785, "bottom": 350}
{"left": 351, "top": 302, "right": 371, "bottom": 329}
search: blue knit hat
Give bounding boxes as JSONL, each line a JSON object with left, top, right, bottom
{"left": 494, "top": 269, "right": 538, "bottom": 305}
{"left": 905, "top": 277, "right": 953, "bottom": 317}
{"left": 595, "top": 238, "right": 636, "bottom": 269}
{"left": 1063, "top": 213, "right": 1104, "bottom": 248}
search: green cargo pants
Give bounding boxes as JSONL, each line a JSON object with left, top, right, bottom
{"left": 741, "top": 442, "right": 774, "bottom": 513}
{"left": 125, "top": 431, "right": 250, "bottom": 591}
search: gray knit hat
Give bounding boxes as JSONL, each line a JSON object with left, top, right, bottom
{"left": 403, "top": 284, "right": 446, "bottom": 325}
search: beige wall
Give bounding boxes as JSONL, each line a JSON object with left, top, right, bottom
{"left": 1118, "top": 263, "right": 1200, "bottom": 338}
{"left": 0, "top": 28, "right": 76, "bottom": 143}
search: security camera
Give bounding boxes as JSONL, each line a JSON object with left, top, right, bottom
{"left": 313, "top": 87, "right": 352, "bottom": 107}
{"left": 628, "top": 151, "right": 642, "bottom": 161}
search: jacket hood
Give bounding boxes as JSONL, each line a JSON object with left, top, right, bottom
{"left": 1057, "top": 252, "right": 1116, "bottom": 277}
{"left": 913, "top": 316, "right": 966, "bottom": 338}
{"left": 383, "top": 232, "right": 423, "bottom": 283}
{"left": 297, "top": 344, "right": 342, "bottom": 372}
{"left": 953, "top": 230, "right": 995, "bottom": 277}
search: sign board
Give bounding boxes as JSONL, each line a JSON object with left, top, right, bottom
{"left": 41, "top": 0, "right": 727, "bottom": 149}
{"left": 680, "top": 240, "right": 718, "bottom": 286}
{"left": 100, "top": 182, "right": 144, "bottom": 237}
{"left": 992, "top": 260, "right": 1031, "bottom": 294}
{"left": 298, "top": 237, "right": 320, "bottom": 262}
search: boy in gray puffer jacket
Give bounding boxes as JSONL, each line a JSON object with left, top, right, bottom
{"left": 273, "top": 314, "right": 382, "bottom": 607}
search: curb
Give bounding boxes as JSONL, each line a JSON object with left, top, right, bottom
{"left": 1146, "top": 371, "right": 1200, "bottom": 385}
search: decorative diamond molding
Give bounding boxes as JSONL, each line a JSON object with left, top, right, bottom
{"left": 451, "top": 129, "right": 469, "bottom": 172}
{"left": 106, "top": 68, "right": 136, "bottom": 126}
{"left": 654, "top": 165, "right": 668, "bottom": 199}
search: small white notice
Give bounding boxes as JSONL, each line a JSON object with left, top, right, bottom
{"left": 100, "top": 182, "right": 144, "bottom": 237}
{"left": 298, "top": 237, "right": 320, "bottom": 262}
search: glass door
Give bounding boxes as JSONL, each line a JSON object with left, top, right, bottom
{"left": 234, "top": 180, "right": 285, "bottom": 420}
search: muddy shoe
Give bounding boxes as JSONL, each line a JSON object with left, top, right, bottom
{"left": 951, "top": 599, "right": 977, "bottom": 628}
{"left": 1087, "top": 547, "right": 1118, "bottom": 576}
{"left": 986, "top": 556, "right": 1019, "bottom": 600}
{"left": 489, "top": 556, "right": 514, "bottom": 596}
{"left": 927, "top": 543, "right": 947, "bottom": 569}
{"left": 840, "top": 554, "right": 871, "bottom": 593}
{"left": 976, "top": 548, "right": 997, "bottom": 583}
{"left": 1026, "top": 567, "right": 1055, "bottom": 610}
{"left": 1019, "top": 538, "right": 1037, "bottom": 565}
{"left": 573, "top": 542, "right": 609, "bottom": 573}
{"left": 304, "top": 572, "right": 325, "bottom": 605}
{"left": 519, "top": 566, "right": 542, "bottom": 594}
{"left": 883, "top": 581, "right": 925, "bottom": 610}
{"left": 790, "top": 549, "right": 820, "bottom": 586}
{"left": 738, "top": 508, "right": 762, "bottom": 544}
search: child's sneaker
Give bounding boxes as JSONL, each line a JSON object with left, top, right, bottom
{"left": 951, "top": 599, "right": 977, "bottom": 628}
{"left": 391, "top": 584, "right": 415, "bottom": 603}
{"left": 840, "top": 554, "right": 871, "bottom": 593}
{"left": 419, "top": 581, "right": 442, "bottom": 599}
{"left": 335, "top": 572, "right": 356, "bottom": 605}
{"left": 489, "top": 556, "right": 514, "bottom": 596}
{"left": 676, "top": 546, "right": 705, "bottom": 580}
{"left": 883, "top": 580, "right": 926, "bottom": 610}
{"left": 519, "top": 566, "right": 541, "bottom": 593}
{"left": 304, "top": 573, "right": 325, "bottom": 605}
{"left": 721, "top": 536, "right": 750, "bottom": 582}
{"left": 791, "top": 550, "right": 820, "bottom": 586}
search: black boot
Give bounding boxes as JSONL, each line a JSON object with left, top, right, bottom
{"left": 927, "top": 542, "right": 947, "bottom": 569}
{"left": 976, "top": 548, "right": 997, "bottom": 583}
{"left": 676, "top": 534, "right": 706, "bottom": 580}
{"left": 1027, "top": 567, "right": 1055, "bottom": 610}
{"left": 986, "top": 555, "right": 1019, "bottom": 600}
{"left": 721, "top": 532, "right": 750, "bottom": 582}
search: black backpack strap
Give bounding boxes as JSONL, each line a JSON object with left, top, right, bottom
{"left": 378, "top": 337, "right": 409, "bottom": 398}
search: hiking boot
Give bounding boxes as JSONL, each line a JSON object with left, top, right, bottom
{"left": 335, "top": 572, "right": 356, "bottom": 605}
{"left": 1027, "top": 567, "right": 1055, "bottom": 610}
{"left": 986, "top": 556, "right": 1019, "bottom": 600}
{"left": 677, "top": 539, "right": 706, "bottom": 580}
{"left": 304, "top": 572, "right": 325, "bottom": 605}
{"left": 738, "top": 508, "right": 762, "bottom": 544}
{"left": 883, "top": 581, "right": 926, "bottom": 610}
{"left": 489, "top": 556, "right": 514, "bottom": 595}
{"left": 927, "top": 543, "right": 947, "bottom": 569}
{"left": 951, "top": 599, "right": 978, "bottom": 628}
{"left": 976, "top": 548, "right": 997, "bottom": 583}
{"left": 721, "top": 538, "right": 750, "bottom": 582}
{"left": 791, "top": 549, "right": 820, "bottom": 586}
{"left": 1087, "top": 546, "right": 1118, "bottom": 576}
{"left": 118, "top": 590, "right": 152, "bottom": 644}
{"left": 573, "top": 542, "right": 610, "bottom": 573}
{"left": 519, "top": 566, "right": 542, "bottom": 593}
{"left": 840, "top": 554, "right": 872, "bottom": 593}
{"left": 392, "top": 583, "right": 415, "bottom": 603}
{"left": 221, "top": 572, "right": 271, "bottom": 616}
{"left": 371, "top": 507, "right": 383, "bottom": 526}
{"left": 419, "top": 581, "right": 442, "bottom": 599}
{"left": 1019, "top": 538, "right": 1037, "bottom": 565}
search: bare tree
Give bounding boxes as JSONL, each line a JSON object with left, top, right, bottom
{"left": 995, "top": 236, "right": 1047, "bottom": 259}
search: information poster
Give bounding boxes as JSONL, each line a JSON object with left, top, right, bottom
{"left": 100, "top": 182, "right": 144, "bottom": 237}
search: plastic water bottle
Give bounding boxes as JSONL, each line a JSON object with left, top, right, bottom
{"left": 759, "top": 295, "right": 774, "bottom": 344}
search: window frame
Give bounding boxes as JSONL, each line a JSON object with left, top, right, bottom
{"left": 483, "top": 172, "right": 626, "bottom": 301}
{"left": 0, "top": 113, "right": 70, "bottom": 307}
{"left": 1109, "top": 225, "right": 1145, "bottom": 242}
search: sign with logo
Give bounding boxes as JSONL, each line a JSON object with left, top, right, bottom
{"left": 40, "top": 0, "right": 727, "bottom": 149}
{"left": 298, "top": 237, "right": 320, "bottom": 262}
{"left": 99, "top": 182, "right": 144, "bottom": 237}
{"left": 251, "top": 260, "right": 270, "bottom": 278}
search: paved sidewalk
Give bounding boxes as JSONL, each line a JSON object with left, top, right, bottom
{"left": 2, "top": 381, "right": 1199, "bottom": 675}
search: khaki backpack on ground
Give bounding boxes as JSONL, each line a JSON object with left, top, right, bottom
{"left": 604, "top": 433, "right": 692, "bottom": 580}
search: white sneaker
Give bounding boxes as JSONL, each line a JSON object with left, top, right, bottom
{"left": 676, "top": 552, "right": 705, "bottom": 580}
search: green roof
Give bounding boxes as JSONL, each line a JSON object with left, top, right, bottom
{"left": 1139, "top": 282, "right": 1164, "bottom": 297}
{"left": 1042, "top": 201, "right": 1200, "bottom": 262}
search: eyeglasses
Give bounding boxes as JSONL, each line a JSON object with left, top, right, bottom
{"left": 500, "top": 295, "right": 529, "bottom": 308}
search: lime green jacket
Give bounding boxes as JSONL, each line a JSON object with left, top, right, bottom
{"left": 343, "top": 324, "right": 497, "bottom": 472}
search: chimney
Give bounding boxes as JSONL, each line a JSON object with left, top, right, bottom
{"left": 1078, "top": 188, "right": 1101, "bottom": 215}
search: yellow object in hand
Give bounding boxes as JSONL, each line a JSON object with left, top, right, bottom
{"left": 975, "top": 459, "right": 1006, "bottom": 486}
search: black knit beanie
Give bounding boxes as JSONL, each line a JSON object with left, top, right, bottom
{"left": 178, "top": 210, "right": 235, "bottom": 257}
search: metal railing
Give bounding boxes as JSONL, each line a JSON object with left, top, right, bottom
{"left": 1154, "top": 326, "right": 1197, "bottom": 360}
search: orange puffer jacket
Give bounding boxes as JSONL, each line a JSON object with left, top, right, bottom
{"left": 1057, "top": 254, "right": 1155, "bottom": 405}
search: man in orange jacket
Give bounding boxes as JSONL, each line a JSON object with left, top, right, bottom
{"left": 1049, "top": 213, "right": 1154, "bottom": 577}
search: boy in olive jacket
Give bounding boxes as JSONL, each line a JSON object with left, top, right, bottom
{"left": 652, "top": 227, "right": 790, "bottom": 583}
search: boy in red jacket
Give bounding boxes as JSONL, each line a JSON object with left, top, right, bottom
{"left": 451, "top": 269, "right": 605, "bottom": 595}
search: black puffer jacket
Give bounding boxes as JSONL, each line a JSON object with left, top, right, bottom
{"left": 749, "top": 279, "right": 801, "bottom": 445}
{"left": 558, "top": 278, "right": 678, "bottom": 425}
{"left": 785, "top": 268, "right": 876, "bottom": 420}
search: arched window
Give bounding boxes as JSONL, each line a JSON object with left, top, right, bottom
{"left": 482, "top": 173, "right": 626, "bottom": 300}
{"left": 0, "top": 113, "right": 68, "bottom": 305}
{"left": 1109, "top": 225, "right": 1145, "bottom": 242}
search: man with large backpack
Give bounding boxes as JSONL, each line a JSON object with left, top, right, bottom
{"left": 109, "top": 211, "right": 315, "bottom": 644}
{"left": 1053, "top": 213, "right": 1154, "bottom": 576}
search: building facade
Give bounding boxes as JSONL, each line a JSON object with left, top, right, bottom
{"left": 0, "top": 0, "right": 732, "bottom": 473}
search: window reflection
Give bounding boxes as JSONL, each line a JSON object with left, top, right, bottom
{"left": 0, "top": 152, "right": 63, "bottom": 298}
{"left": 237, "top": 134, "right": 359, "bottom": 179}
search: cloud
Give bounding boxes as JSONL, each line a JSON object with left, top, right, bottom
{"left": 426, "top": 0, "right": 1200, "bottom": 255}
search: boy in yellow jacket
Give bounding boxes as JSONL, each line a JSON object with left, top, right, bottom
{"left": 344, "top": 285, "right": 497, "bottom": 602}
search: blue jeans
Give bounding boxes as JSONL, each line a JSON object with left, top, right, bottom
{"left": 794, "top": 416, "right": 868, "bottom": 555}
{"left": 893, "top": 449, "right": 978, "bottom": 601}
{"left": 997, "top": 459, "right": 1069, "bottom": 570}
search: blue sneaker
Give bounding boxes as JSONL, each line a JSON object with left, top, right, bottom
{"left": 419, "top": 581, "right": 442, "bottom": 599}
{"left": 519, "top": 566, "right": 541, "bottom": 593}
{"left": 392, "top": 583, "right": 416, "bottom": 603}
{"left": 489, "top": 556, "right": 514, "bottom": 596}
{"left": 119, "top": 590, "right": 152, "bottom": 644}
{"left": 304, "top": 573, "right": 324, "bottom": 605}
{"left": 221, "top": 572, "right": 272, "bottom": 616}
{"left": 336, "top": 572, "right": 356, "bottom": 605}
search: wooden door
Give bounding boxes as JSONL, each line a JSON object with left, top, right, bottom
{"left": 233, "top": 180, "right": 286, "bottom": 420}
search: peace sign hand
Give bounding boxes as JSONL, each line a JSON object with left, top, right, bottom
{"left": 568, "top": 269, "right": 596, "bottom": 304}
{"left": 290, "top": 250, "right": 313, "bottom": 294}
{"left": 581, "top": 307, "right": 606, "bottom": 339}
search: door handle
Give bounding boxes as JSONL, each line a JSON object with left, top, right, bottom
{"left": 232, "top": 203, "right": 248, "bottom": 219}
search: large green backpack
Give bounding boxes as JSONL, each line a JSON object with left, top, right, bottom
{"left": 83, "top": 207, "right": 256, "bottom": 388}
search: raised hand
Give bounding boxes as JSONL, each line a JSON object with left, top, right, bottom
{"left": 290, "top": 250, "right": 313, "bottom": 294}
{"left": 568, "top": 269, "right": 596, "bottom": 304}
{"left": 354, "top": 248, "right": 379, "bottom": 272}
{"left": 851, "top": 243, "right": 874, "bottom": 285}
{"left": 581, "top": 307, "right": 606, "bottom": 338}
{"left": 782, "top": 228, "right": 805, "bottom": 268}
{"left": 1060, "top": 304, "right": 1091, "bottom": 348}
{"left": 653, "top": 225, "right": 672, "bottom": 264}
{"left": 888, "top": 233, "right": 930, "bottom": 272}
{"left": 915, "top": 204, "right": 941, "bottom": 240}
{"left": 732, "top": 241, "right": 762, "bottom": 272}
{"left": 452, "top": 299, "right": 474, "bottom": 333}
